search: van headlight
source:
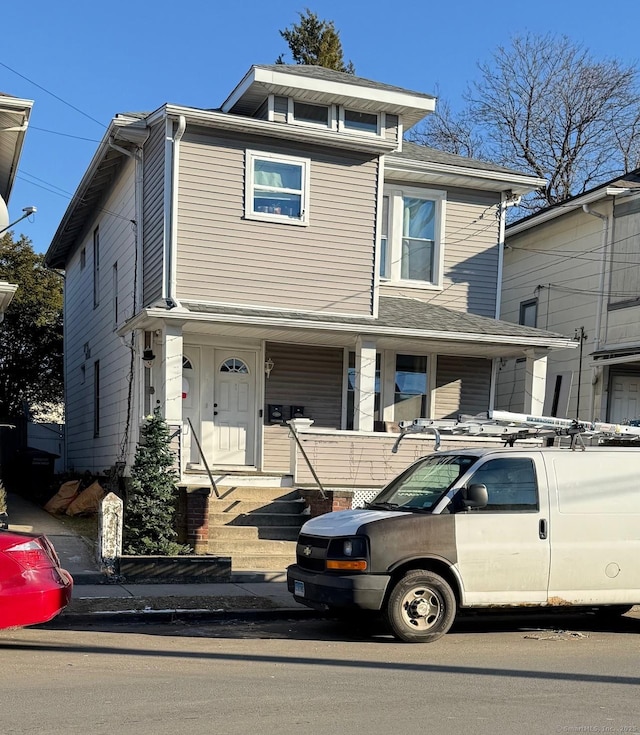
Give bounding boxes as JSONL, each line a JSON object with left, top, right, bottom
{"left": 326, "top": 537, "right": 368, "bottom": 571}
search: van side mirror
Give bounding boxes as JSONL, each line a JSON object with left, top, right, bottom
{"left": 463, "top": 483, "right": 488, "bottom": 509}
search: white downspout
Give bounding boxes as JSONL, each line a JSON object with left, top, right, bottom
{"left": 163, "top": 115, "right": 186, "bottom": 307}
{"left": 582, "top": 204, "right": 608, "bottom": 354}
{"left": 491, "top": 191, "right": 520, "bottom": 410}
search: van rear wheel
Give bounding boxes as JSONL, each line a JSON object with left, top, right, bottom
{"left": 385, "top": 570, "right": 456, "bottom": 643}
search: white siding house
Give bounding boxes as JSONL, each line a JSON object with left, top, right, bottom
{"left": 497, "top": 171, "right": 640, "bottom": 423}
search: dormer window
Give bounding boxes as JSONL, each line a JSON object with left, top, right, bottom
{"left": 291, "top": 100, "right": 331, "bottom": 127}
{"left": 245, "top": 150, "right": 310, "bottom": 225}
{"left": 341, "top": 108, "right": 379, "bottom": 135}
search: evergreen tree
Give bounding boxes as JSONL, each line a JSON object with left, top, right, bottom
{"left": 123, "top": 408, "right": 188, "bottom": 555}
{"left": 276, "top": 8, "right": 355, "bottom": 74}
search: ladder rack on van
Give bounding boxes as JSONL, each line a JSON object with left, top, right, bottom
{"left": 392, "top": 410, "right": 640, "bottom": 453}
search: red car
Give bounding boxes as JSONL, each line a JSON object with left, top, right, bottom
{"left": 0, "top": 529, "right": 73, "bottom": 629}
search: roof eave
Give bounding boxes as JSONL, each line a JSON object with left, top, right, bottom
{"left": 221, "top": 66, "right": 436, "bottom": 129}
{"left": 507, "top": 187, "right": 633, "bottom": 236}
{"left": 385, "top": 157, "right": 546, "bottom": 195}
{"left": 120, "top": 306, "right": 577, "bottom": 352}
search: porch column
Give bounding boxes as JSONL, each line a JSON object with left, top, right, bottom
{"left": 160, "top": 323, "right": 184, "bottom": 424}
{"left": 354, "top": 336, "right": 377, "bottom": 432}
{"left": 523, "top": 349, "right": 548, "bottom": 416}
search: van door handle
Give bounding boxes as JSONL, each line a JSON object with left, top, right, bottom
{"left": 539, "top": 519, "right": 548, "bottom": 540}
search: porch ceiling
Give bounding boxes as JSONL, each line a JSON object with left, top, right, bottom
{"left": 130, "top": 296, "right": 577, "bottom": 360}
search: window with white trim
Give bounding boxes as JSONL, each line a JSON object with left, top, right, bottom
{"left": 380, "top": 186, "right": 446, "bottom": 288}
{"left": 246, "top": 150, "right": 309, "bottom": 225}
{"left": 340, "top": 108, "right": 380, "bottom": 135}
{"left": 289, "top": 100, "right": 332, "bottom": 128}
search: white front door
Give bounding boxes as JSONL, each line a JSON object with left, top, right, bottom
{"left": 213, "top": 350, "right": 256, "bottom": 465}
{"left": 609, "top": 374, "right": 640, "bottom": 423}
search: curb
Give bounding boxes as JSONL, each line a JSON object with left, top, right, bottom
{"left": 52, "top": 606, "right": 322, "bottom": 627}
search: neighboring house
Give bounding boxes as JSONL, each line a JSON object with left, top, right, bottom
{"left": 0, "top": 92, "right": 32, "bottom": 314}
{"left": 45, "top": 65, "right": 576, "bottom": 488}
{"left": 497, "top": 171, "right": 640, "bottom": 423}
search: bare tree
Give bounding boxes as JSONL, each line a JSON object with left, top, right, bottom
{"left": 412, "top": 34, "right": 640, "bottom": 212}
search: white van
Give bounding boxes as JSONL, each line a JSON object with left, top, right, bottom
{"left": 287, "top": 446, "right": 640, "bottom": 642}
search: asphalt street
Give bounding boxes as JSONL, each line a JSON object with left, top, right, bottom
{"left": 1, "top": 609, "right": 639, "bottom": 735}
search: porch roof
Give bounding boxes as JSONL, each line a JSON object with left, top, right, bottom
{"left": 132, "top": 296, "right": 577, "bottom": 358}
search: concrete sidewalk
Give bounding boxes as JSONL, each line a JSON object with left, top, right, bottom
{"left": 5, "top": 493, "right": 311, "bottom": 622}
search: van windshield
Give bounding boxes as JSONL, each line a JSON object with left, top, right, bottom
{"left": 367, "top": 454, "right": 476, "bottom": 512}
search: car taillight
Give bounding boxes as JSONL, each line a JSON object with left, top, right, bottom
{"left": 6, "top": 539, "right": 56, "bottom": 569}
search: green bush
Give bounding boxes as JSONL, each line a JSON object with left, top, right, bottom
{"left": 123, "top": 408, "right": 190, "bottom": 555}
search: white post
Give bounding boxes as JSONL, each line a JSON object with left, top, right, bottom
{"left": 160, "top": 323, "right": 184, "bottom": 424}
{"left": 98, "top": 492, "right": 123, "bottom": 576}
{"left": 524, "top": 350, "right": 548, "bottom": 416}
{"left": 354, "top": 337, "right": 377, "bottom": 432}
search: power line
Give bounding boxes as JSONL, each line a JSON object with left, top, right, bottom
{"left": 0, "top": 60, "right": 106, "bottom": 128}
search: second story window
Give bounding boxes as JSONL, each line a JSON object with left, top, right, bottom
{"left": 381, "top": 187, "right": 446, "bottom": 288}
{"left": 519, "top": 298, "right": 538, "bottom": 327}
{"left": 112, "top": 262, "right": 119, "bottom": 328}
{"left": 93, "top": 227, "right": 100, "bottom": 308}
{"left": 246, "top": 150, "right": 309, "bottom": 225}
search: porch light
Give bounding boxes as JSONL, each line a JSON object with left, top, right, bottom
{"left": 264, "top": 357, "right": 275, "bottom": 378}
{"left": 142, "top": 348, "right": 156, "bottom": 368}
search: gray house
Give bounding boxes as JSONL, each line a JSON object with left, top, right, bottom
{"left": 45, "top": 65, "right": 575, "bottom": 565}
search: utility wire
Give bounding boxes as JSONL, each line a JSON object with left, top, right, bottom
{"left": 0, "top": 60, "right": 106, "bottom": 128}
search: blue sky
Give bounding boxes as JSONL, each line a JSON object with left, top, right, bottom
{"left": 2, "top": 0, "right": 639, "bottom": 254}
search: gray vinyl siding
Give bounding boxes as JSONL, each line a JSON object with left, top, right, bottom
{"left": 434, "top": 355, "right": 492, "bottom": 418}
{"left": 273, "top": 96, "right": 288, "bottom": 122}
{"left": 64, "top": 160, "right": 139, "bottom": 473}
{"left": 380, "top": 186, "right": 500, "bottom": 317}
{"left": 175, "top": 129, "right": 377, "bottom": 315}
{"left": 141, "top": 121, "right": 166, "bottom": 306}
{"left": 384, "top": 114, "right": 399, "bottom": 143}
{"left": 263, "top": 342, "right": 343, "bottom": 427}
{"left": 263, "top": 424, "right": 290, "bottom": 472}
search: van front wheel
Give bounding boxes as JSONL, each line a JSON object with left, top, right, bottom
{"left": 385, "top": 570, "right": 456, "bottom": 643}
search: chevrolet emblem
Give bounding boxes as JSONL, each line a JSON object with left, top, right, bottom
{"left": 303, "top": 545, "right": 312, "bottom": 557}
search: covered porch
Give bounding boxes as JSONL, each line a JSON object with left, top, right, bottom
{"left": 122, "top": 296, "right": 576, "bottom": 486}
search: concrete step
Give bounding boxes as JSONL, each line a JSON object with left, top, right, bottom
{"left": 208, "top": 539, "right": 296, "bottom": 555}
{"left": 208, "top": 525, "right": 301, "bottom": 541}
{"left": 209, "top": 498, "right": 305, "bottom": 514}
{"left": 209, "top": 512, "right": 305, "bottom": 527}
{"left": 215, "top": 487, "right": 302, "bottom": 501}
{"left": 184, "top": 473, "right": 293, "bottom": 488}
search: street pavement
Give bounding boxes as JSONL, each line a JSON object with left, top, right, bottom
{"left": 5, "top": 492, "right": 311, "bottom": 623}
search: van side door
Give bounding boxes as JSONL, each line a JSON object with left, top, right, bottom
{"left": 453, "top": 454, "right": 550, "bottom": 605}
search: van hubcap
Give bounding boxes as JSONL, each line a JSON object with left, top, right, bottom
{"left": 401, "top": 586, "right": 441, "bottom": 630}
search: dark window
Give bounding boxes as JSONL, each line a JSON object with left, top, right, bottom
{"left": 94, "top": 360, "right": 100, "bottom": 437}
{"left": 467, "top": 458, "right": 538, "bottom": 511}
{"left": 93, "top": 228, "right": 100, "bottom": 308}
{"left": 80, "top": 247, "right": 86, "bottom": 270}
{"left": 293, "top": 101, "right": 329, "bottom": 126}
{"left": 112, "top": 262, "right": 118, "bottom": 326}
{"left": 519, "top": 298, "right": 538, "bottom": 327}
{"left": 344, "top": 109, "right": 378, "bottom": 133}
